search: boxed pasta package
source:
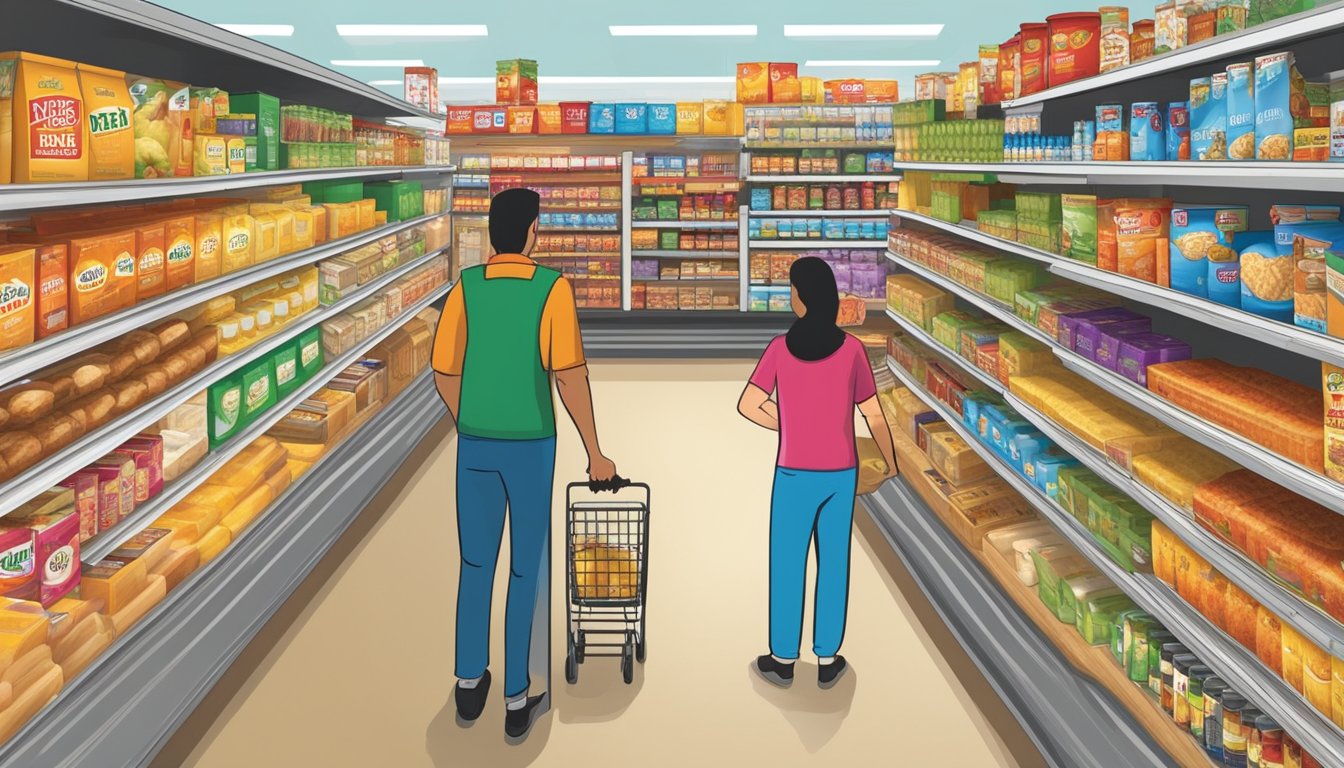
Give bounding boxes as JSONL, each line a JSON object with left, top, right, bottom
{"left": 1169, "top": 205, "right": 1248, "bottom": 298}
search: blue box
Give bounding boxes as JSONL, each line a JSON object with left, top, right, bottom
{"left": 647, "top": 103, "right": 676, "bottom": 134}
{"left": 750, "top": 188, "right": 772, "bottom": 210}
{"left": 588, "top": 103, "right": 616, "bottom": 134}
{"left": 615, "top": 103, "right": 648, "bottom": 134}
{"left": 749, "top": 287, "right": 770, "bottom": 312}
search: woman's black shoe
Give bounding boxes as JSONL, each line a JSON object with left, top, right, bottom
{"left": 504, "top": 694, "right": 547, "bottom": 742}
{"left": 454, "top": 670, "right": 490, "bottom": 723}
{"left": 819, "top": 656, "right": 849, "bottom": 689}
{"left": 752, "top": 654, "right": 794, "bottom": 688}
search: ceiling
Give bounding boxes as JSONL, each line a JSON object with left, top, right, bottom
{"left": 157, "top": 0, "right": 1145, "bottom": 105}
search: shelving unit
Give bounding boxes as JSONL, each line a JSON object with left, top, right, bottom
{"left": 890, "top": 209, "right": 1344, "bottom": 368}
{"left": 886, "top": 359, "right": 1344, "bottom": 766}
{"left": 891, "top": 161, "right": 1344, "bottom": 193}
{"left": 743, "top": 174, "right": 903, "bottom": 183}
{"left": 629, "top": 221, "right": 739, "bottom": 230}
{"left": 749, "top": 209, "right": 892, "bottom": 218}
{"left": 748, "top": 240, "right": 887, "bottom": 249}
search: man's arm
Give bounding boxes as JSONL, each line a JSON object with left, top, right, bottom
{"left": 555, "top": 364, "right": 616, "bottom": 482}
{"left": 434, "top": 372, "right": 461, "bottom": 423}
{"left": 737, "top": 384, "right": 779, "bottom": 431}
{"left": 858, "top": 395, "right": 899, "bottom": 478}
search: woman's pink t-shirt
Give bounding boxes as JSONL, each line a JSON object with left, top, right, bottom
{"left": 748, "top": 334, "right": 878, "bottom": 471}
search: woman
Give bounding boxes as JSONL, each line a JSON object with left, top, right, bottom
{"left": 738, "top": 256, "right": 898, "bottom": 689}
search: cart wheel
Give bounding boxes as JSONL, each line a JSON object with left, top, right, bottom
{"left": 576, "top": 630, "right": 586, "bottom": 663}
{"left": 636, "top": 637, "right": 646, "bottom": 663}
{"left": 622, "top": 634, "right": 634, "bottom": 684}
{"left": 566, "top": 652, "right": 578, "bottom": 684}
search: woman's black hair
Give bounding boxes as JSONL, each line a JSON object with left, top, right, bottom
{"left": 785, "top": 256, "right": 846, "bottom": 361}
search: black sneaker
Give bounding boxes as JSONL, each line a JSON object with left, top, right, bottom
{"left": 454, "top": 670, "right": 490, "bottom": 724}
{"left": 504, "top": 694, "right": 547, "bottom": 742}
{"left": 752, "top": 654, "right": 795, "bottom": 688}
{"left": 819, "top": 656, "right": 849, "bottom": 689}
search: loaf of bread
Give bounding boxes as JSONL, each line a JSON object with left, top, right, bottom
{"left": 108, "top": 380, "right": 148, "bottom": 417}
{"left": 67, "top": 391, "right": 116, "bottom": 433}
{"left": 0, "top": 434, "right": 41, "bottom": 479}
{"left": 28, "top": 414, "right": 82, "bottom": 455}
{"left": 107, "top": 331, "right": 161, "bottom": 367}
{"left": 0, "top": 385, "right": 55, "bottom": 427}
{"left": 572, "top": 538, "right": 640, "bottom": 599}
{"left": 152, "top": 320, "right": 191, "bottom": 353}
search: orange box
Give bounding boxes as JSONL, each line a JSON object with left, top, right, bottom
{"left": 0, "top": 246, "right": 36, "bottom": 353}
{"left": 34, "top": 243, "right": 66, "bottom": 339}
{"left": 161, "top": 214, "right": 195, "bottom": 291}
{"left": 507, "top": 106, "right": 537, "bottom": 134}
{"left": 192, "top": 213, "right": 222, "bottom": 283}
{"left": 865, "top": 80, "right": 900, "bottom": 103}
{"left": 769, "top": 63, "right": 800, "bottom": 103}
{"left": 827, "top": 79, "right": 868, "bottom": 104}
{"left": 444, "top": 106, "right": 474, "bottom": 135}
{"left": 133, "top": 221, "right": 166, "bottom": 301}
{"left": 7, "top": 52, "right": 87, "bottom": 183}
{"left": 736, "top": 63, "right": 770, "bottom": 104}
{"left": 63, "top": 228, "right": 137, "bottom": 326}
{"left": 536, "top": 104, "right": 562, "bottom": 134}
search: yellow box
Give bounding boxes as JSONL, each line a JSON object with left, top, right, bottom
{"left": 252, "top": 211, "right": 279, "bottom": 262}
{"left": 800, "top": 77, "right": 825, "bottom": 104}
{"left": 226, "top": 136, "right": 245, "bottom": 174}
{"left": 192, "top": 134, "right": 228, "bottom": 176}
{"left": 702, "top": 100, "right": 732, "bottom": 135}
{"left": 675, "top": 102, "right": 703, "bottom": 134}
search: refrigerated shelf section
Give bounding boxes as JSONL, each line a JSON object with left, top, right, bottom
{"left": 890, "top": 209, "right": 1344, "bottom": 368}
{"left": 886, "top": 249, "right": 1344, "bottom": 516}
{"left": 886, "top": 361, "right": 1344, "bottom": 767}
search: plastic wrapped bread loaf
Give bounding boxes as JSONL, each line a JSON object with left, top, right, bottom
{"left": 572, "top": 538, "right": 640, "bottom": 600}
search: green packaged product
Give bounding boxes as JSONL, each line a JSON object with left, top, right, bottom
{"left": 1113, "top": 609, "right": 1148, "bottom": 666}
{"left": 1057, "top": 466, "right": 1104, "bottom": 520}
{"left": 272, "top": 343, "right": 300, "bottom": 400}
{"left": 230, "top": 92, "right": 280, "bottom": 171}
{"left": 1031, "top": 546, "right": 1093, "bottom": 619}
{"left": 1250, "top": 0, "right": 1314, "bottom": 26}
{"left": 1124, "top": 614, "right": 1162, "bottom": 684}
{"left": 931, "top": 311, "right": 980, "bottom": 352}
{"left": 1058, "top": 572, "right": 1119, "bottom": 625}
{"left": 984, "top": 260, "right": 1046, "bottom": 304}
{"left": 1061, "top": 194, "right": 1099, "bottom": 265}
{"left": 660, "top": 230, "right": 680, "bottom": 250}
{"left": 1079, "top": 593, "right": 1136, "bottom": 646}
{"left": 366, "top": 181, "right": 425, "bottom": 222}
{"left": 303, "top": 179, "right": 365, "bottom": 205}
{"left": 207, "top": 375, "right": 244, "bottom": 450}
{"left": 240, "top": 358, "right": 278, "bottom": 427}
{"left": 1120, "top": 526, "right": 1155, "bottom": 574}
{"left": 1146, "top": 631, "right": 1178, "bottom": 694}
{"left": 297, "top": 326, "right": 324, "bottom": 383}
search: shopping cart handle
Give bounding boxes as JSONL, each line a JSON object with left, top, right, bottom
{"left": 588, "top": 475, "right": 631, "bottom": 493}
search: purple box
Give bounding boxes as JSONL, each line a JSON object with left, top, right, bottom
{"left": 1117, "top": 333, "right": 1193, "bottom": 387}
{"left": 632, "top": 259, "right": 659, "bottom": 278}
{"left": 1072, "top": 312, "right": 1152, "bottom": 362}
{"left": 1096, "top": 328, "right": 1148, "bottom": 372}
{"left": 1057, "top": 307, "right": 1141, "bottom": 351}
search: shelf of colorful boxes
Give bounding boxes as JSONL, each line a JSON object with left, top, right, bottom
{"left": 746, "top": 247, "right": 890, "bottom": 313}
{"left": 741, "top": 104, "right": 896, "bottom": 149}
{"left": 450, "top": 152, "right": 624, "bottom": 226}
{"left": 352, "top": 120, "right": 448, "bottom": 168}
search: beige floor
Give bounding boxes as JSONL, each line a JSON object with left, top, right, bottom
{"left": 153, "top": 360, "right": 1045, "bottom": 768}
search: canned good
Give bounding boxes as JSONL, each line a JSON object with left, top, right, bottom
{"left": 1188, "top": 664, "right": 1212, "bottom": 740}
{"left": 1253, "top": 715, "right": 1284, "bottom": 768}
{"left": 1203, "top": 678, "right": 1228, "bottom": 760}
{"left": 1222, "top": 693, "right": 1251, "bottom": 768}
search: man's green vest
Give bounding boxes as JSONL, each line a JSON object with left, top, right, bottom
{"left": 456, "top": 263, "right": 561, "bottom": 440}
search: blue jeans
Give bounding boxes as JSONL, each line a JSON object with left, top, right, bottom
{"left": 769, "top": 466, "right": 858, "bottom": 661}
{"left": 455, "top": 434, "right": 556, "bottom": 698}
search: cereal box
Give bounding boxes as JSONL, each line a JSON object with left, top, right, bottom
{"left": 1325, "top": 363, "right": 1344, "bottom": 483}
{"left": 1190, "top": 75, "right": 1228, "bottom": 160}
{"left": 647, "top": 103, "right": 675, "bottom": 135}
{"left": 1170, "top": 205, "right": 1248, "bottom": 298}
{"left": 588, "top": 103, "right": 615, "bottom": 134}
{"left": 495, "top": 59, "right": 537, "bottom": 105}
{"left": 9, "top": 52, "right": 86, "bottom": 183}
{"left": 78, "top": 64, "right": 133, "bottom": 181}
{"left": 1100, "top": 7, "right": 1131, "bottom": 72}
{"left": 559, "top": 102, "right": 590, "bottom": 134}
{"left": 614, "top": 103, "right": 647, "bottom": 134}
{"left": 0, "top": 246, "right": 35, "bottom": 353}
{"left": 1154, "top": 2, "right": 1180, "bottom": 55}
{"left": 1130, "top": 102, "right": 1166, "bottom": 161}
{"left": 1226, "top": 62, "right": 1256, "bottom": 160}
{"left": 1254, "top": 52, "right": 1301, "bottom": 161}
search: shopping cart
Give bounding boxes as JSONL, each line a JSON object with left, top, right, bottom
{"left": 564, "top": 477, "right": 650, "bottom": 685}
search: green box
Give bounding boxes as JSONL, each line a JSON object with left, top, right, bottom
{"left": 1250, "top": 0, "right": 1313, "bottom": 25}
{"left": 367, "top": 181, "right": 425, "bottom": 222}
{"left": 303, "top": 180, "right": 365, "bottom": 205}
{"left": 207, "top": 375, "right": 244, "bottom": 450}
{"left": 1080, "top": 594, "right": 1137, "bottom": 646}
{"left": 1061, "top": 194, "right": 1098, "bottom": 265}
{"left": 297, "top": 327, "right": 324, "bottom": 384}
{"left": 272, "top": 344, "right": 301, "bottom": 400}
{"left": 659, "top": 230, "right": 680, "bottom": 250}
{"left": 1058, "top": 572, "right": 1120, "bottom": 625}
{"left": 240, "top": 358, "right": 278, "bottom": 428}
{"left": 229, "top": 92, "right": 280, "bottom": 171}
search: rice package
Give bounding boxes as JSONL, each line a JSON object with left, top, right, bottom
{"left": 1190, "top": 75, "right": 1228, "bottom": 161}
{"left": 1132, "top": 440, "right": 1238, "bottom": 511}
{"left": 1254, "top": 52, "right": 1304, "bottom": 161}
{"left": 1225, "top": 62, "right": 1256, "bottom": 160}
{"left": 1170, "top": 205, "right": 1249, "bottom": 298}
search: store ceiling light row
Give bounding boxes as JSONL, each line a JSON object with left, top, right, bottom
{"left": 216, "top": 23, "right": 945, "bottom": 39}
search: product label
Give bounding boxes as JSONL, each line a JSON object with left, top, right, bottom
{"left": 167, "top": 241, "right": 192, "bottom": 264}
{"left": 113, "top": 253, "right": 134, "bottom": 278}
{"left": 74, "top": 261, "right": 108, "bottom": 293}
{"left": 246, "top": 376, "right": 270, "bottom": 410}
{"left": 139, "top": 247, "right": 164, "bottom": 273}
{"left": 0, "top": 279, "right": 32, "bottom": 318}
{"left": 221, "top": 387, "right": 241, "bottom": 422}
{"left": 43, "top": 542, "right": 75, "bottom": 587}
{"left": 200, "top": 234, "right": 220, "bottom": 258}
{"left": 87, "top": 104, "right": 130, "bottom": 136}
{"left": 0, "top": 541, "right": 34, "bottom": 579}
{"left": 301, "top": 340, "right": 319, "bottom": 367}
{"left": 29, "top": 93, "right": 82, "bottom": 159}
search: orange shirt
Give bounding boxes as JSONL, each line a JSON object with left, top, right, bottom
{"left": 431, "top": 253, "right": 586, "bottom": 375}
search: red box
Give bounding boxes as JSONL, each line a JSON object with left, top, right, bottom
{"left": 445, "top": 106, "right": 475, "bottom": 135}
{"left": 472, "top": 106, "right": 508, "bottom": 134}
{"left": 827, "top": 79, "right": 868, "bottom": 104}
{"left": 769, "top": 63, "right": 801, "bottom": 103}
{"left": 121, "top": 435, "right": 165, "bottom": 502}
{"left": 560, "top": 102, "right": 590, "bottom": 134}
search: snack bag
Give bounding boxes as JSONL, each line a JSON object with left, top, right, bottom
{"left": 78, "top": 64, "right": 134, "bottom": 180}
{"left": 1254, "top": 52, "right": 1304, "bottom": 161}
{"left": 9, "top": 52, "right": 86, "bottom": 183}
{"left": 128, "top": 77, "right": 192, "bottom": 178}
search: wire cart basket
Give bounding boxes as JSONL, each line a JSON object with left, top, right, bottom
{"left": 565, "top": 479, "right": 650, "bottom": 685}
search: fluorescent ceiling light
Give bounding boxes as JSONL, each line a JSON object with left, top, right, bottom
{"left": 367, "top": 80, "right": 402, "bottom": 86}
{"left": 804, "top": 60, "right": 941, "bottom": 67}
{"left": 439, "top": 77, "right": 494, "bottom": 84}
{"left": 609, "top": 24, "right": 756, "bottom": 36}
{"left": 216, "top": 23, "right": 294, "bottom": 37}
{"left": 540, "top": 76, "right": 734, "bottom": 84}
{"left": 785, "top": 24, "right": 943, "bottom": 38}
{"left": 331, "top": 59, "right": 425, "bottom": 67}
{"left": 336, "top": 24, "right": 488, "bottom": 37}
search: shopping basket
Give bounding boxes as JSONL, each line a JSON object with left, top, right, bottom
{"left": 565, "top": 477, "right": 650, "bottom": 685}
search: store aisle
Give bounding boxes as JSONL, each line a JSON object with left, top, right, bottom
{"left": 154, "top": 361, "right": 1045, "bottom": 768}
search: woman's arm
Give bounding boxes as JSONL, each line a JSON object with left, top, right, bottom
{"left": 738, "top": 384, "right": 780, "bottom": 431}
{"left": 858, "top": 395, "right": 898, "bottom": 478}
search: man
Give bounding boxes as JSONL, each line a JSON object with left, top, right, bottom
{"left": 431, "top": 188, "right": 617, "bottom": 742}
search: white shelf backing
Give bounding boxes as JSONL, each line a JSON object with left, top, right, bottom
{"left": 0, "top": 212, "right": 447, "bottom": 387}
{"left": 79, "top": 279, "right": 453, "bottom": 565}
{"left": 748, "top": 209, "right": 891, "bottom": 218}
{"left": 0, "top": 167, "right": 446, "bottom": 213}
{"left": 887, "top": 248, "right": 1344, "bottom": 516}
{"left": 629, "top": 220, "right": 740, "bottom": 230}
{"left": 862, "top": 480, "right": 1180, "bottom": 768}
{"left": 0, "top": 372, "right": 446, "bottom": 768}
{"left": 887, "top": 361, "right": 1344, "bottom": 767}
{"left": 745, "top": 174, "right": 903, "bottom": 183}
{"left": 749, "top": 240, "right": 887, "bottom": 249}
{"left": 891, "top": 209, "right": 1344, "bottom": 369}
{"left": 1002, "top": 2, "right": 1344, "bottom": 108}
{"left": 0, "top": 247, "right": 450, "bottom": 522}
{"left": 891, "top": 161, "right": 1344, "bottom": 193}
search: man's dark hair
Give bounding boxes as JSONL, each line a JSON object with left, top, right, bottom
{"left": 489, "top": 188, "right": 541, "bottom": 254}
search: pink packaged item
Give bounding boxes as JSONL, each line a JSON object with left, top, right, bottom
{"left": 120, "top": 436, "right": 165, "bottom": 502}
{"left": 17, "top": 510, "right": 80, "bottom": 607}
{"left": 0, "top": 527, "right": 37, "bottom": 602}
{"left": 59, "top": 472, "right": 99, "bottom": 543}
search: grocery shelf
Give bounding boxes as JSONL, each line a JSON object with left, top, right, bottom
{"left": 862, "top": 479, "right": 1179, "bottom": 768}
{"left": 630, "top": 221, "right": 740, "bottom": 230}
{"left": 887, "top": 360, "right": 1344, "bottom": 767}
{"left": 744, "top": 175, "right": 902, "bottom": 183}
{"left": 891, "top": 161, "right": 1344, "bottom": 193}
{"left": 749, "top": 240, "right": 888, "bottom": 249}
{"left": 538, "top": 227, "right": 620, "bottom": 233}
{"left": 888, "top": 248, "right": 1344, "bottom": 516}
{"left": 632, "top": 176, "right": 742, "bottom": 186}
{"left": 632, "top": 249, "right": 740, "bottom": 258}
{"left": 79, "top": 279, "right": 453, "bottom": 566}
{"left": 890, "top": 209, "right": 1344, "bottom": 368}
{"left": 744, "top": 142, "right": 894, "bottom": 150}
{"left": 748, "top": 209, "right": 891, "bottom": 218}
{"left": 1002, "top": 2, "right": 1344, "bottom": 109}
{"left": 580, "top": 312, "right": 787, "bottom": 357}
{"left": 885, "top": 299, "right": 1344, "bottom": 661}
{"left": 540, "top": 206, "right": 623, "bottom": 213}
{"left": 453, "top": 135, "right": 741, "bottom": 152}
{"left": 0, "top": 247, "right": 450, "bottom": 522}
{"left": 0, "top": 370, "right": 447, "bottom": 768}
{"left": 3, "top": 0, "right": 433, "bottom": 120}
{"left": 0, "top": 167, "right": 447, "bottom": 213}
{"left": 0, "top": 212, "right": 447, "bottom": 387}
